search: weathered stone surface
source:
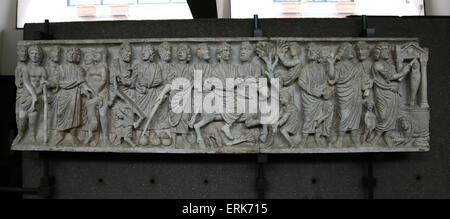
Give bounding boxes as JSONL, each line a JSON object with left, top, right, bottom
{"left": 11, "top": 37, "right": 430, "bottom": 153}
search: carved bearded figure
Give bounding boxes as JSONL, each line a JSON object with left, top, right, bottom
{"left": 168, "top": 43, "right": 193, "bottom": 147}
{"left": 53, "top": 47, "right": 93, "bottom": 146}
{"left": 134, "top": 44, "right": 163, "bottom": 131}
{"left": 330, "top": 43, "right": 366, "bottom": 147}
{"left": 369, "top": 42, "right": 412, "bottom": 145}
{"left": 298, "top": 43, "right": 334, "bottom": 147}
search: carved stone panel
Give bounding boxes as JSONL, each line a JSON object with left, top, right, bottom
{"left": 11, "top": 37, "right": 430, "bottom": 154}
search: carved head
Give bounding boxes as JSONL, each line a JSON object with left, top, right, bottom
{"left": 216, "top": 42, "right": 231, "bottom": 62}
{"left": 177, "top": 43, "right": 192, "bottom": 63}
{"left": 66, "top": 47, "right": 81, "bottom": 64}
{"left": 412, "top": 59, "right": 420, "bottom": 70}
{"left": 196, "top": 43, "right": 210, "bottom": 61}
{"left": 85, "top": 48, "right": 104, "bottom": 65}
{"left": 158, "top": 42, "right": 172, "bottom": 63}
{"left": 365, "top": 100, "right": 374, "bottom": 111}
{"left": 240, "top": 41, "right": 253, "bottom": 62}
{"left": 141, "top": 44, "right": 156, "bottom": 62}
{"left": 355, "top": 41, "right": 370, "bottom": 61}
{"left": 28, "top": 45, "right": 43, "bottom": 64}
{"left": 399, "top": 117, "right": 411, "bottom": 130}
{"left": 49, "top": 46, "right": 62, "bottom": 63}
{"left": 119, "top": 42, "right": 132, "bottom": 63}
{"left": 336, "top": 42, "right": 355, "bottom": 61}
{"left": 305, "top": 43, "right": 320, "bottom": 62}
{"left": 288, "top": 42, "right": 301, "bottom": 57}
{"left": 17, "top": 45, "right": 28, "bottom": 62}
{"left": 318, "top": 46, "right": 333, "bottom": 63}
{"left": 374, "top": 42, "right": 392, "bottom": 61}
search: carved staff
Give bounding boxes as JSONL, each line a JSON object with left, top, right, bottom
{"left": 139, "top": 84, "right": 171, "bottom": 145}
{"left": 42, "top": 84, "right": 48, "bottom": 143}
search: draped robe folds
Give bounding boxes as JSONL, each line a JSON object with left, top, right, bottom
{"left": 134, "top": 62, "right": 163, "bottom": 130}
{"left": 332, "top": 60, "right": 364, "bottom": 132}
{"left": 213, "top": 62, "right": 241, "bottom": 125}
{"left": 193, "top": 62, "right": 213, "bottom": 114}
{"left": 298, "top": 62, "right": 333, "bottom": 135}
{"left": 168, "top": 63, "right": 193, "bottom": 134}
{"left": 154, "top": 62, "right": 174, "bottom": 130}
{"left": 47, "top": 62, "right": 60, "bottom": 129}
{"left": 372, "top": 61, "right": 400, "bottom": 132}
{"left": 15, "top": 63, "right": 29, "bottom": 113}
{"left": 236, "top": 61, "right": 264, "bottom": 121}
{"left": 282, "top": 64, "right": 303, "bottom": 86}
{"left": 357, "top": 60, "right": 374, "bottom": 92}
{"left": 110, "top": 59, "right": 136, "bottom": 98}
{"left": 281, "top": 104, "right": 299, "bottom": 134}
{"left": 55, "top": 63, "right": 86, "bottom": 131}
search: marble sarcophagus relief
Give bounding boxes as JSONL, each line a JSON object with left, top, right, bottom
{"left": 11, "top": 37, "right": 430, "bottom": 154}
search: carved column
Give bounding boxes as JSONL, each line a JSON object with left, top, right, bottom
{"left": 420, "top": 50, "right": 429, "bottom": 108}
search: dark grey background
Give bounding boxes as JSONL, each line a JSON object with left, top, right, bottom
{"left": 18, "top": 17, "right": 450, "bottom": 199}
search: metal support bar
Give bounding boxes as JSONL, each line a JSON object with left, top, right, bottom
{"left": 362, "top": 154, "right": 376, "bottom": 199}
{"left": 360, "top": 15, "right": 376, "bottom": 37}
{"left": 359, "top": 16, "right": 376, "bottom": 199}
{"left": 256, "top": 154, "right": 268, "bottom": 199}
{"left": 253, "top": 14, "right": 263, "bottom": 37}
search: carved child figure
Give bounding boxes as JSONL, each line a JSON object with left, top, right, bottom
{"left": 273, "top": 89, "right": 299, "bottom": 148}
{"left": 114, "top": 105, "right": 136, "bottom": 147}
{"left": 362, "top": 101, "right": 376, "bottom": 144}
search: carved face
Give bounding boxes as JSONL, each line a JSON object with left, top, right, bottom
{"left": 289, "top": 46, "right": 299, "bottom": 57}
{"left": 412, "top": 60, "right": 420, "bottom": 70}
{"left": 120, "top": 47, "right": 132, "bottom": 63}
{"left": 366, "top": 103, "right": 373, "bottom": 111}
{"left": 401, "top": 120, "right": 410, "bottom": 130}
{"left": 17, "top": 47, "right": 28, "bottom": 62}
{"left": 85, "top": 52, "right": 95, "bottom": 65}
{"left": 357, "top": 46, "right": 370, "bottom": 61}
{"left": 307, "top": 47, "right": 319, "bottom": 61}
{"left": 177, "top": 48, "right": 188, "bottom": 62}
{"left": 240, "top": 47, "right": 252, "bottom": 62}
{"left": 343, "top": 46, "right": 355, "bottom": 60}
{"left": 67, "top": 50, "right": 81, "bottom": 63}
{"left": 197, "top": 46, "right": 210, "bottom": 61}
{"left": 381, "top": 48, "right": 391, "bottom": 60}
{"left": 373, "top": 49, "right": 381, "bottom": 60}
{"left": 29, "top": 49, "right": 42, "bottom": 64}
{"left": 141, "top": 47, "right": 155, "bottom": 62}
{"left": 159, "top": 47, "right": 172, "bottom": 62}
{"left": 219, "top": 47, "right": 231, "bottom": 61}
{"left": 50, "top": 48, "right": 61, "bottom": 63}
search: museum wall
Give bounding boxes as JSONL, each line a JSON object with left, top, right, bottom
{"left": 18, "top": 17, "right": 450, "bottom": 198}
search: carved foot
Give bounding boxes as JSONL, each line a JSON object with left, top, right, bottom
{"left": 12, "top": 134, "right": 24, "bottom": 145}
{"left": 197, "top": 137, "right": 206, "bottom": 148}
{"left": 333, "top": 137, "right": 344, "bottom": 148}
{"left": 84, "top": 132, "right": 93, "bottom": 145}
{"left": 125, "top": 138, "right": 136, "bottom": 147}
{"left": 259, "top": 133, "right": 268, "bottom": 143}
{"left": 53, "top": 135, "right": 64, "bottom": 147}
